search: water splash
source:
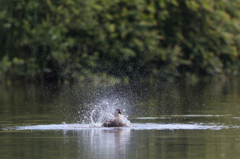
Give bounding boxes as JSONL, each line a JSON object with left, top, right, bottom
{"left": 87, "top": 99, "right": 131, "bottom": 127}
{"left": 122, "top": 113, "right": 131, "bottom": 126}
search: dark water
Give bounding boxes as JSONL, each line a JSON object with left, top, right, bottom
{"left": 1, "top": 79, "right": 240, "bottom": 159}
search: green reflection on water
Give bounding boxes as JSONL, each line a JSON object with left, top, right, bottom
{"left": 0, "top": 129, "right": 239, "bottom": 159}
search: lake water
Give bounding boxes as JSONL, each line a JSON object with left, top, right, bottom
{"left": 1, "top": 79, "right": 240, "bottom": 159}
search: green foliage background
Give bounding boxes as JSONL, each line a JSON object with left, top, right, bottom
{"left": 1, "top": 0, "right": 240, "bottom": 83}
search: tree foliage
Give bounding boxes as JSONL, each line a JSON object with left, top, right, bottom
{"left": 1, "top": 0, "right": 240, "bottom": 83}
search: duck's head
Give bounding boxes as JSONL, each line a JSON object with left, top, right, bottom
{"left": 115, "top": 108, "right": 123, "bottom": 116}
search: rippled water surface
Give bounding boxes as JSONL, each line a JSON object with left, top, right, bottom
{"left": 1, "top": 79, "right": 240, "bottom": 159}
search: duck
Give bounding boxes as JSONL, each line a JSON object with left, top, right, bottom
{"left": 102, "top": 108, "right": 127, "bottom": 127}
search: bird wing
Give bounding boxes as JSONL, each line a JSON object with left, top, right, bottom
{"left": 103, "top": 119, "right": 115, "bottom": 127}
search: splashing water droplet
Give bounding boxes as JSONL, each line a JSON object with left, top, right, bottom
{"left": 86, "top": 99, "right": 131, "bottom": 127}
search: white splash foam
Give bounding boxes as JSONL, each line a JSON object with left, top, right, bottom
{"left": 8, "top": 123, "right": 238, "bottom": 131}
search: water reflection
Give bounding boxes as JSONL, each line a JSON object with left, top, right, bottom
{"left": 1, "top": 127, "right": 239, "bottom": 159}
{"left": 61, "top": 128, "right": 130, "bottom": 159}
{"left": 37, "top": 83, "right": 60, "bottom": 104}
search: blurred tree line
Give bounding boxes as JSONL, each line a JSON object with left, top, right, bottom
{"left": 1, "top": 0, "right": 240, "bottom": 84}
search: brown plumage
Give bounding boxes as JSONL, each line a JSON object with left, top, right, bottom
{"left": 102, "top": 108, "right": 127, "bottom": 127}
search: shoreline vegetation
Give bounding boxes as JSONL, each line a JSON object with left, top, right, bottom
{"left": 1, "top": 0, "right": 240, "bottom": 84}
